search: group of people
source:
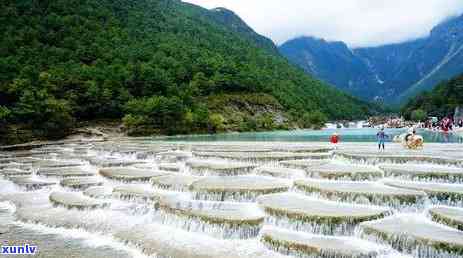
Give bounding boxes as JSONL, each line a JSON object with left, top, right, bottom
{"left": 330, "top": 127, "right": 423, "bottom": 151}
{"left": 423, "top": 117, "right": 463, "bottom": 132}
{"left": 329, "top": 127, "right": 390, "bottom": 151}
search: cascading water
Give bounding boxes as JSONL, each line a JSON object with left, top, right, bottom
{"left": 1, "top": 139, "right": 463, "bottom": 258}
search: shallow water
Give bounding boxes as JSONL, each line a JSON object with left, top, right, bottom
{"left": 162, "top": 128, "right": 463, "bottom": 143}
{"left": 1, "top": 223, "right": 143, "bottom": 258}
{"left": 1, "top": 139, "right": 463, "bottom": 258}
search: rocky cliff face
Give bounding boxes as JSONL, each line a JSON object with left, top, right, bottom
{"left": 280, "top": 14, "right": 463, "bottom": 103}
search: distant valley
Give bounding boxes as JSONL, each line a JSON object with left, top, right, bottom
{"left": 279, "top": 14, "right": 463, "bottom": 104}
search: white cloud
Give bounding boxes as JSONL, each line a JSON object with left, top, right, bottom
{"left": 183, "top": 0, "right": 463, "bottom": 48}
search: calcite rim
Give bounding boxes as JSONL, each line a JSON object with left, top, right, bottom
{"left": 49, "top": 192, "right": 110, "bottom": 209}
{"left": 294, "top": 180, "right": 426, "bottom": 204}
{"left": 360, "top": 216, "right": 463, "bottom": 254}
{"left": 261, "top": 228, "right": 382, "bottom": 257}
{"left": 429, "top": 206, "right": 463, "bottom": 231}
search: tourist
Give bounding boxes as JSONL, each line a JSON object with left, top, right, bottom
{"left": 442, "top": 122, "right": 449, "bottom": 133}
{"left": 330, "top": 132, "right": 340, "bottom": 149}
{"left": 405, "top": 128, "right": 416, "bottom": 142}
{"left": 441, "top": 117, "right": 452, "bottom": 132}
{"left": 376, "top": 128, "right": 388, "bottom": 151}
{"left": 424, "top": 119, "right": 432, "bottom": 130}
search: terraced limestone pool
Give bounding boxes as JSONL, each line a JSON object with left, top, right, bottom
{"left": 1, "top": 138, "right": 463, "bottom": 258}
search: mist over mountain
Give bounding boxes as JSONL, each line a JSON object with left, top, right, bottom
{"left": 279, "top": 14, "right": 463, "bottom": 104}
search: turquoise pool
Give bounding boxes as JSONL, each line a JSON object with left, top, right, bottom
{"left": 165, "top": 128, "right": 463, "bottom": 143}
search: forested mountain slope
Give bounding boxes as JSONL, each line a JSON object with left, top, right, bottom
{"left": 205, "top": 7, "right": 279, "bottom": 55}
{"left": 402, "top": 74, "right": 463, "bottom": 119}
{"left": 0, "top": 0, "right": 375, "bottom": 143}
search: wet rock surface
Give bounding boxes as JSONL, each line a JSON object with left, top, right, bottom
{"left": 360, "top": 214, "right": 463, "bottom": 254}
{"left": 1, "top": 140, "right": 463, "bottom": 258}
{"left": 428, "top": 206, "right": 463, "bottom": 230}
{"left": 9, "top": 176, "right": 56, "bottom": 189}
{"left": 190, "top": 176, "right": 292, "bottom": 201}
{"left": 37, "top": 167, "right": 96, "bottom": 177}
{"left": 115, "top": 223, "right": 287, "bottom": 258}
{"left": 186, "top": 160, "right": 256, "bottom": 175}
{"left": 88, "top": 157, "right": 145, "bottom": 167}
{"left": 151, "top": 174, "right": 199, "bottom": 190}
{"left": 49, "top": 191, "right": 110, "bottom": 209}
{"left": 34, "top": 160, "right": 84, "bottom": 168}
{"left": 99, "top": 168, "right": 170, "bottom": 181}
{"left": 0, "top": 169, "right": 32, "bottom": 176}
{"left": 383, "top": 179, "right": 463, "bottom": 200}
{"left": 60, "top": 177, "right": 104, "bottom": 189}
{"left": 307, "top": 163, "right": 383, "bottom": 180}
{"left": 279, "top": 159, "right": 330, "bottom": 170}
{"left": 261, "top": 226, "right": 386, "bottom": 257}
{"left": 112, "top": 184, "right": 166, "bottom": 201}
{"left": 257, "top": 192, "right": 389, "bottom": 224}
{"left": 256, "top": 166, "right": 306, "bottom": 178}
{"left": 159, "top": 194, "right": 266, "bottom": 225}
{"left": 158, "top": 163, "right": 181, "bottom": 172}
{"left": 295, "top": 178, "right": 426, "bottom": 206}
{"left": 379, "top": 164, "right": 463, "bottom": 180}
{"left": 193, "top": 151, "right": 330, "bottom": 162}
{"left": 83, "top": 186, "right": 113, "bottom": 198}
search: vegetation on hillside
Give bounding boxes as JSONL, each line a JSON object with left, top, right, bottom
{"left": 0, "top": 0, "right": 376, "bottom": 143}
{"left": 202, "top": 7, "right": 279, "bottom": 55}
{"left": 402, "top": 74, "right": 463, "bottom": 119}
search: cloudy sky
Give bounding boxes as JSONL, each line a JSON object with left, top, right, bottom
{"left": 183, "top": 0, "right": 463, "bottom": 48}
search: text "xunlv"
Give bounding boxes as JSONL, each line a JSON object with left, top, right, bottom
{"left": 1, "top": 244, "right": 38, "bottom": 255}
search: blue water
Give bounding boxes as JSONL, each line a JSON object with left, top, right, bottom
{"left": 166, "top": 128, "right": 463, "bottom": 143}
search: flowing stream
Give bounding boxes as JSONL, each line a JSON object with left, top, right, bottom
{"left": 1, "top": 138, "right": 463, "bottom": 258}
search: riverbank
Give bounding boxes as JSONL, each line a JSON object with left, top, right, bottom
{"left": 0, "top": 120, "right": 125, "bottom": 146}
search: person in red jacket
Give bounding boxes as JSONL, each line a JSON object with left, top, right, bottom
{"left": 330, "top": 132, "right": 340, "bottom": 149}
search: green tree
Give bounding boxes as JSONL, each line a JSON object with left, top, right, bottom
{"left": 189, "top": 72, "right": 214, "bottom": 95}
{"left": 0, "top": 106, "right": 10, "bottom": 122}
{"left": 208, "top": 113, "right": 225, "bottom": 132}
{"left": 124, "top": 96, "right": 188, "bottom": 134}
{"left": 256, "top": 114, "right": 275, "bottom": 130}
{"left": 122, "top": 114, "right": 145, "bottom": 128}
{"left": 411, "top": 109, "right": 427, "bottom": 122}
{"left": 0, "top": 106, "right": 11, "bottom": 132}
{"left": 300, "top": 111, "right": 327, "bottom": 129}
{"left": 191, "top": 104, "right": 209, "bottom": 131}
{"left": 242, "top": 116, "right": 258, "bottom": 131}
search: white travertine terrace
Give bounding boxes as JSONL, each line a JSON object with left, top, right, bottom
{"left": 1, "top": 140, "right": 463, "bottom": 258}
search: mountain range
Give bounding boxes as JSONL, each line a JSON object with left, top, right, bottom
{"left": 279, "top": 14, "right": 463, "bottom": 104}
